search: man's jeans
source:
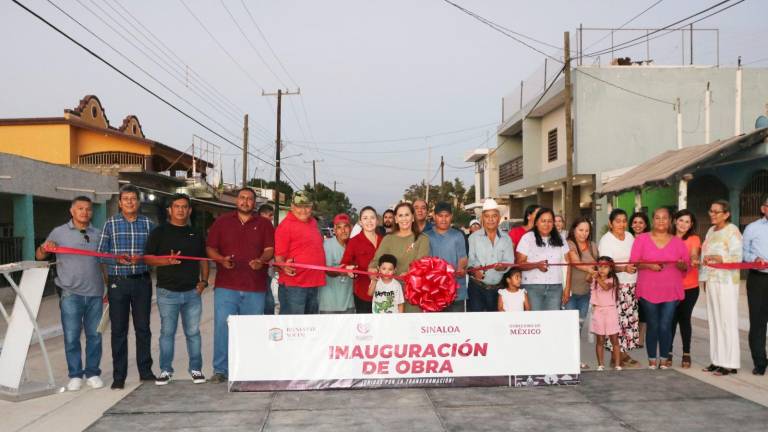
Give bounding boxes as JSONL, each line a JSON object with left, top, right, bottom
{"left": 566, "top": 293, "right": 591, "bottom": 329}
{"left": 467, "top": 279, "right": 498, "bottom": 312}
{"left": 278, "top": 285, "right": 319, "bottom": 315}
{"left": 107, "top": 275, "right": 153, "bottom": 381}
{"left": 213, "top": 287, "right": 265, "bottom": 376}
{"left": 640, "top": 298, "right": 678, "bottom": 360}
{"left": 524, "top": 284, "right": 563, "bottom": 311}
{"left": 60, "top": 291, "right": 103, "bottom": 379}
{"left": 157, "top": 288, "right": 202, "bottom": 374}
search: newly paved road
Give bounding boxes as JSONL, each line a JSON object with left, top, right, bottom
{"left": 87, "top": 369, "right": 768, "bottom": 432}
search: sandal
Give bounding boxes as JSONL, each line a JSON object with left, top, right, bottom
{"left": 662, "top": 358, "right": 673, "bottom": 369}
{"left": 713, "top": 367, "right": 737, "bottom": 376}
{"left": 681, "top": 354, "right": 691, "bottom": 369}
{"left": 702, "top": 364, "right": 718, "bottom": 372}
{"left": 580, "top": 363, "right": 590, "bottom": 370}
{"left": 648, "top": 360, "right": 657, "bottom": 370}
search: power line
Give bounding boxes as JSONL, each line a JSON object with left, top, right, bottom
{"left": 237, "top": 0, "right": 320, "bottom": 158}
{"left": 584, "top": 0, "right": 736, "bottom": 57}
{"left": 576, "top": 69, "right": 675, "bottom": 106}
{"left": 219, "top": 0, "right": 286, "bottom": 88}
{"left": 177, "top": 0, "right": 265, "bottom": 91}
{"left": 11, "top": 0, "right": 279, "bottom": 172}
{"left": 582, "top": 0, "right": 667, "bottom": 52}
{"left": 239, "top": 0, "right": 299, "bottom": 87}
{"left": 287, "top": 131, "right": 491, "bottom": 154}
{"left": 111, "top": 0, "right": 244, "bottom": 115}
{"left": 102, "top": 0, "right": 245, "bottom": 125}
{"left": 524, "top": 66, "right": 565, "bottom": 119}
{"left": 55, "top": 0, "right": 242, "bottom": 140}
{"left": 289, "top": 122, "right": 497, "bottom": 146}
{"left": 745, "top": 56, "right": 768, "bottom": 65}
{"left": 441, "top": 0, "right": 564, "bottom": 63}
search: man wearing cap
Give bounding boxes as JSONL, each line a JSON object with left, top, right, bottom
{"left": 319, "top": 214, "right": 355, "bottom": 314}
{"left": 468, "top": 198, "right": 514, "bottom": 312}
{"left": 469, "top": 219, "right": 482, "bottom": 235}
{"left": 427, "top": 202, "right": 468, "bottom": 312}
{"left": 206, "top": 187, "right": 275, "bottom": 384}
{"left": 274, "top": 191, "right": 326, "bottom": 314}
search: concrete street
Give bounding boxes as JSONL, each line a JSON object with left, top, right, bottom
{"left": 2, "top": 280, "right": 767, "bottom": 431}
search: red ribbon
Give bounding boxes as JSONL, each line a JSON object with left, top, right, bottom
{"left": 469, "top": 261, "right": 768, "bottom": 272}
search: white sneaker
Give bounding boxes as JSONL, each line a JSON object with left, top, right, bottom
{"left": 155, "top": 371, "right": 172, "bottom": 386}
{"left": 596, "top": 365, "right": 605, "bottom": 371}
{"left": 86, "top": 376, "right": 104, "bottom": 389}
{"left": 615, "top": 366, "right": 623, "bottom": 371}
{"left": 66, "top": 377, "right": 83, "bottom": 391}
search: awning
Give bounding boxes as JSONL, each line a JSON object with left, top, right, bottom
{"left": 599, "top": 128, "right": 768, "bottom": 195}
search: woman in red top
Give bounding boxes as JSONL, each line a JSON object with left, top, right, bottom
{"left": 509, "top": 204, "right": 540, "bottom": 251}
{"left": 669, "top": 209, "right": 701, "bottom": 369}
{"left": 341, "top": 206, "right": 383, "bottom": 313}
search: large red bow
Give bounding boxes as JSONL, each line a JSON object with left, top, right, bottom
{"left": 404, "top": 257, "right": 458, "bottom": 312}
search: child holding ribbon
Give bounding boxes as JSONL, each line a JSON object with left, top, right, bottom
{"left": 589, "top": 257, "right": 622, "bottom": 371}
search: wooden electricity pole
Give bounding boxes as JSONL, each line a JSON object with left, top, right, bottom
{"left": 262, "top": 88, "right": 300, "bottom": 227}
{"left": 563, "top": 31, "right": 575, "bottom": 222}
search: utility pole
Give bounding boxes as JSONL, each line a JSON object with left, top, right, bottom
{"left": 425, "top": 137, "right": 431, "bottom": 203}
{"left": 262, "top": 88, "right": 300, "bottom": 227}
{"left": 440, "top": 155, "right": 445, "bottom": 185}
{"left": 563, "top": 31, "right": 575, "bottom": 223}
{"left": 333, "top": 181, "right": 342, "bottom": 193}
{"left": 242, "top": 114, "right": 248, "bottom": 187}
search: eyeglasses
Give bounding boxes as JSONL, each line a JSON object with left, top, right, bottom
{"left": 79, "top": 229, "right": 90, "bottom": 243}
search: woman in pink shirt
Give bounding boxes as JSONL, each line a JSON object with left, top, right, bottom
{"left": 630, "top": 207, "right": 689, "bottom": 369}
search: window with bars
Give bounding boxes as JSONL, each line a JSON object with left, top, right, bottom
{"left": 547, "top": 128, "right": 558, "bottom": 162}
{"left": 499, "top": 156, "right": 523, "bottom": 185}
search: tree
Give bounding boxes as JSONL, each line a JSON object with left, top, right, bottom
{"left": 465, "top": 185, "right": 476, "bottom": 204}
{"left": 402, "top": 178, "right": 473, "bottom": 227}
{"left": 247, "top": 177, "right": 293, "bottom": 204}
{"left": 304, "top": 182, "right": 354, "bottom": 227}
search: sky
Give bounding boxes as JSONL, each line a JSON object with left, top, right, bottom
{"left": 1, "top": 0, "right": 766, "bottom": 211}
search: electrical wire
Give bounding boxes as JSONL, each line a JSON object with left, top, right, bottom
{"left": 289, "top": 122, "right": 496, "bottom": 146}
{"left": 584, "top": 0, "right": 738, "bottom": 58}
{"left": 575, "top": 69, "right": 675, "bottom": 106}
{"left": 287, "top": 131, "right": 491, "bottom": 154}
{"left": 582, "top": 0, "right": 666, "bottom": 52}
{"left": 11, "top": 0, "right": 279, "bottom": 171}
{"left": 441, "top": 0, "right": 566, "bottom": 63}
{"left": 524, "top": 66, "right": 565, "bottom": 120}
{"left": 54, "top": 0, "right": 242, "bottom": 140}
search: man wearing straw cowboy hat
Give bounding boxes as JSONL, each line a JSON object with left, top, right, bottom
{"left": 467, "top": 198, "right": 514, "bottom": 312}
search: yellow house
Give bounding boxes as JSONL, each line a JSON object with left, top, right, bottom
{"left": 0, "top": 94, "right": 208, "bottom": 175}
{"left": 0, "top": 95, "right": 222, "bottom": 263}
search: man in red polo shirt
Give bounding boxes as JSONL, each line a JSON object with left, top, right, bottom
{"left": 206, "top": 188, "right": 274, "bottom": 383}
{"left": 274, "top": 191, "right": 326, "bottom": 314}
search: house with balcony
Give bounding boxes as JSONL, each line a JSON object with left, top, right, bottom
{"left": 484, "top": 62, "right": 768, "bottom": 229}
{"left": 0, "top": 95, "right": 233, "bottom": 265}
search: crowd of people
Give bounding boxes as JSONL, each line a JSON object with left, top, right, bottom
{"left": 36, "top": 184, "right": 768, "bottom": 391}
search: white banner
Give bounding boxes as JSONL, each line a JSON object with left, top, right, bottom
{"left": 229, "top": 311, "right": 580, "bottom": 391}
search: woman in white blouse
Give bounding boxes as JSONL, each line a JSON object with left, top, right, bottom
{"left": 598, "top": 208, "right": 640, "bottom": 367}
{"left": 515, "top": 208, "right": 570, "bottom": 311}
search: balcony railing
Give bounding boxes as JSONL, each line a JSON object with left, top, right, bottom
{"left": 78, "top": 152, "right": 146, "bottom": 167}
{"left": 499, "top": 156, "right": 523, "bottom": 186}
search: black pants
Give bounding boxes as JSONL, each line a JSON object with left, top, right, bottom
{"left": 108, "top": 275, "right": 153, "bottom": 381}
{"left": 747, "top": 271, "right": 768, "bottom": 369}
{"left": 671, "top": 287, "right": 700, "bottom": 355}
{"left": 354, "top": 295, "right": 372, "bottom": 314}
{"left": 467, "top": 279, "right": 499, "bottom": 312}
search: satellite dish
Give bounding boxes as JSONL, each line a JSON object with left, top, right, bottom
{"left": 756, "top": 115, "right": 768, "bottom": 129}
